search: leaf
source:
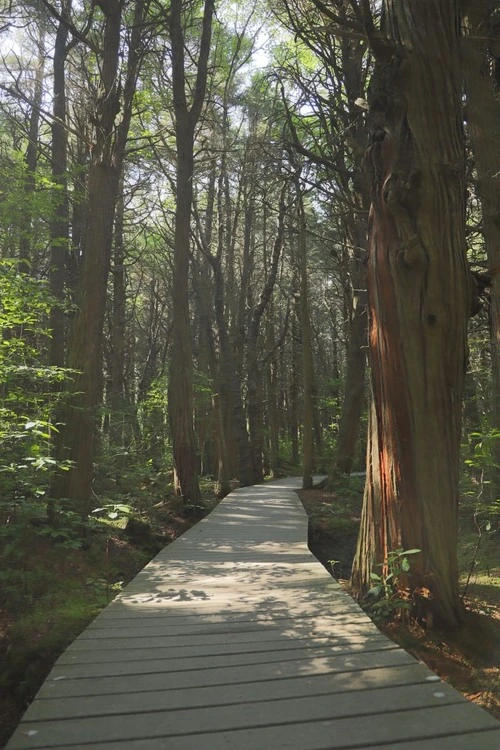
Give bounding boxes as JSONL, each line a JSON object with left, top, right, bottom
{"left": 401, "top": 558, "right": 411, "bottom": 572}
{"left": 404, "top": 549, "right": 421, "bottom": 555}
{"left": 370, "top": 572, "right": 381, "bottom": 581}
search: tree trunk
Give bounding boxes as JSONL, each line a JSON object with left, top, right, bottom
{"left": 49, "top": 0, "right": 70, "bottom": 368}
{"left": 266, "top": 313, "right": 280, "bottom": 477}
{"left": 289, "top": 306, "right": 300, "bottom": 466}
{"left": 51, "top": 0, "right": 143, "bottom": 515}
{"left": 334, "top": 237, "right": 367, "bottom": 475}
{"left": 352, "top": 0, "right": 469, "bottom": 628}
{"left": 51, "top": 160, "right": 121, "bottom": 515}
{"left": 19, "top": 22, "right": 45, "bottom": 269}
{"left": 211, "top": 255, "right": 254, "bottom": 486}
{"left": 297, "top": 191, "right": 314, "bottom": 489}
{"left": 109, "top": 182, "right": 126, "bottom": 446}
{"left": 247, "top": 185, "right": 286, "bottom": 484}
{"left": 168, "top": 124, "right": 202, "bottom": 500}
{"left": 168, "top": 0, "right": 214, "bottom": 503}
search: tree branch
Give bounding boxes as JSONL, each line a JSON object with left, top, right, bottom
{"left": 39, "top": 0, "right": 100, "bottom": 54}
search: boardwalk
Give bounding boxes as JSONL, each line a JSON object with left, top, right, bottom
{"left": 7, "top": 478, "right": 500, "bottom": 749}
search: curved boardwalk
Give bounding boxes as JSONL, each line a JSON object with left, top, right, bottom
{"left": 7, "top": 478, "right": 500, "bottom": 749}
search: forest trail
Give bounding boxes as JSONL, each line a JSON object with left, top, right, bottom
{"left": 7, "top": 478, "right": 500, "bottom": 749}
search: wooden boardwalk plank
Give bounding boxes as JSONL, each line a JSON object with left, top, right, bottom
{"left": 6, "top": 684, "right": 468, "bottom": 747}
{"left": 35, "top": 648, "right": 418, "bottom": 699}
{"left": 57, "top": 635, "right": 396, "bottom": 665}
{"left": 7, "top": 477, "right": 500, "bottom": 749}
{"left": 23, "top": 664, "right": 437, "bottom": 721}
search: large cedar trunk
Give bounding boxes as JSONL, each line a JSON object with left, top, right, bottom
{"left": 352, "top": 1, "right": 469, "bottom": 628}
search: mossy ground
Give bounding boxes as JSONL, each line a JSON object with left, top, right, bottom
{"left": 299, "top": 480, "right": 500, "bottom": 721}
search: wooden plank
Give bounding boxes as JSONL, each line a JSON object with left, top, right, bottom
{"left": 8, "top": 682, "right": 466, "bottom": 747}
{"left": 65, "top": 627, "right": 357, "bottom": 651}
{"left": 383, "top": 730, "right": 500, "bottom": 749}
{"left": 10, "top": 704, "right": 500, "bottom": 750}
{"left": 70, "top": 619, "right": 380, "bottom": 646}
{"left": 36, "top": 728, "right": 500, "bottom": 750}
{"left": 57, "top": 635, "right": 396, "bottom": 665}
{"left": 20, "top": 663, "right": 444, "bottom": 722}
{"left": 36, "top": 647, "right": 417, "bottom": 699}
{"left": 49, "top": 643, "right": 402, "bottom": 680}
{"left": 87, "top": 598, "right": 365, "bottom": 627}
{"left": 76, "top": 615, "right": 373, "bottom": 641}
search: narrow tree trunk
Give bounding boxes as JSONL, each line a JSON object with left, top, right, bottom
{"left": 168, "top": 124, "right": 202, "bottom": 500}
{"left": 49, "top": 1, "right": 70, "bottom": 367}
{"left": 266, "top": 314, "right": 280, "bottom": 477}
{"left": 297, "top": 191, "right": 314, "bottom": 489}
{"left": 352, "top": 0, "right": 469, "bottom": 628}
{"left": 334, "top": 238, "right": 367, "bottom": 475}
{"left": 109, "top": 183, "right": 126, "bottom": 446}
{"left": 247, "top": 185, "right": 286, "bottom": 484}
{"left": 19, "top": 23, "right": 45, "bottom": 269}
{"left": 289, "top": 308, "right": 300, "bottom": 466}
{"left": 168, "top": 0, "right": 214, "bottom": 503}
{"left": 211, "top": 256, "right": 254, "bottom": 486}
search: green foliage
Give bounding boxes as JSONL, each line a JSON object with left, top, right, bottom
{"left": 0, "top": 261, "right": 77, "bottom": 574}
{"left": 366, "top": 548, "right": 421, "bottom": 623}
{"left": 462, "top": 427, "right": 500, "bottom": 528}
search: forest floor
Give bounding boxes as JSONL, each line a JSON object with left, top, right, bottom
{"left": 1, "top": 474, "right": 499, "bottom": 746}
{"left": 299, "top": 477, "right": 500, "bottom": 722}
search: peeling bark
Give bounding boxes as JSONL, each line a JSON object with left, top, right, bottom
{"left": 352, "top": 0, "right": 469, "bottom": 628}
